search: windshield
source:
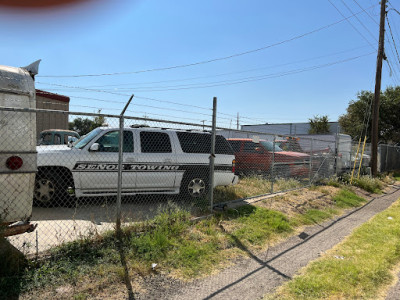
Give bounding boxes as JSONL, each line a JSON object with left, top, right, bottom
{"left": 260, "top": 141, "right": 283, "bottom": 152}
{"left": 74, "top": 128, "right": 103, "bottom": 149}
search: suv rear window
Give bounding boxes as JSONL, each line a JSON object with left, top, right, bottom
{"left": 177, "top": 132, "right": 233, "bottom": 154}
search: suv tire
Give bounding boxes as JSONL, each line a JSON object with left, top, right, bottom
{"left": 180, "top": 172, "right": 209, "bottom": 199}
{"left": 34, "top": 170, "right": 75, "bottom": 207}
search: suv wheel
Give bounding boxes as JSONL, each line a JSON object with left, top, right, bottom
{"left": 180, "top": 173, "right": 208, "bottom": 199}
{"left": 34, "top": 170, "right": 75, "bottom": 207}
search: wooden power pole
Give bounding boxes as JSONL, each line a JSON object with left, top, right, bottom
{"left": 371, "top": 0, "right": 387, "bottom": 177}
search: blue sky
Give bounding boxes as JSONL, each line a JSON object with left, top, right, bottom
{"left": 1, "top": 0, "right": 399, "bottom": 128}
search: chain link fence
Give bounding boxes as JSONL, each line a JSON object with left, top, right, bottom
{"left": 1, "top": 105, "right": 399, "bottom": 298}
{"left": 379, "top": 144, "right": 400, "bottom": 172}
{"left": 1, "top": 106, "right": 358, "bottom": 255}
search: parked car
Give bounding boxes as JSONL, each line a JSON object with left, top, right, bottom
{"left": 34, "top": 127, "right": 239, "bottom": 207}
{"left": 227, "top": 138, "right": 310, "bottom": 177}
{"left": 0, "top": 61, "right": 40, "bottom": 236}
{"left": 38, "top": 129, "right": 80, "bottom": 146}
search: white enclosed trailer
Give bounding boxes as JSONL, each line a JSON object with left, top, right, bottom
{"left": 0, "top": 61, "right": 40, "bottom": 236}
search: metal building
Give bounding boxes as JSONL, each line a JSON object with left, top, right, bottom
{"left": 35, "top": 89, "right": 70, "bottom": 140}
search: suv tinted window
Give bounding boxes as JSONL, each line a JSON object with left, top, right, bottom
{"left": 140, "top": 132, "right": 172, "bottom": 153}
{"left": 177, "top": 132, "right": 233, "bottom": 154}
{"left": 96, "top": 131, "right": 134, "bottom": 152}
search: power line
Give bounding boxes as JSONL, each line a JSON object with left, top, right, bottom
{"left": 340, "top": 0, "right": 378, "bottom": 42}
{"left": 71, "top": 45, "right": 371, "bottom": 88}
{"left": 36, "top": 81, "right": 213, "bottom": 112}
{"left": 386, "top": 15, "right": 400, "bottom": 65}
{"left": 352, "top": 0, "right": 400, "bottom": 82}
{"left": 37, "top": 4, "right": 378, "bottom": 78}
{"left": 38, "top": 52, "right": 375, "bottom": 94}
{"left": 352, "top": 0, "right": 379, "bottom": 25}
{"left": 328, "top": 0, "right": 376, "bottom": 49}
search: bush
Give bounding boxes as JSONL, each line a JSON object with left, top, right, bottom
{"left": 352, "top": 176, "right": 383, "bottom": 194}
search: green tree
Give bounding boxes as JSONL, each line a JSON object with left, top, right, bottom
{"left": 339, "top": 86, "right": 400, "bottom": 143}
{"left": 308, "top": 115, "right": 330, "bottom": 134}
{"left": 69, "top": 110, "right": 106, "bottom": 135}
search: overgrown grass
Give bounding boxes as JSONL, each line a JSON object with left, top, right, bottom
{"left": 323, "top": 174, "right": 385, "bottom": 194}
{"left": 0, "top": 204, "right": 294, "bottom": 298}
{"left": 214, "top": 176, "right": 273, "bottom": 203}
{"left": 1, "top": 186, "right": 369, "bottom": 299}
{"left": 322, "top": 176, "right": 342, "bottom": 188}
{"left": 274, "top": 178, "right": 303, "bottom": 192}
{"left": 289, "top": 189, "right": 363, "bottom": 227}
{"left": 352, "top": 176, "right": 383, "bottom": 194}
{"left": 214, "top": 176, "right": 303, "bottom": 204}
{"left": 273, "top": 199, "right": 400, "bottom": 300}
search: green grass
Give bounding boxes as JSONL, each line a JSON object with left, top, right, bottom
{"left": 273, "top": 199, "right": 400, "bottom": 300}
{"left": 332, "top": 189, "right": 366, "bottom": 208}
{"left": 297, "top": 209, "right": 334, "bottom": 225}
{"left": 226, "top": 205, "right": 292, "bottom": 247}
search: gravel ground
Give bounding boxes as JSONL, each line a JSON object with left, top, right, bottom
{"left": 132, "top": 185, "right": 400, "bottom": 300}
{"left": 386, "top": 270, "right": 400, "bottom": 300}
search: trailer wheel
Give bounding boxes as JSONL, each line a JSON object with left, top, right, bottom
{"left": 34, "top": 170, "right": 74, "bottom": 207}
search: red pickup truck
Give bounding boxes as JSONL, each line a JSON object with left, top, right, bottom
{"left": 227, "top": 138, "right": 310, "bottom": 177}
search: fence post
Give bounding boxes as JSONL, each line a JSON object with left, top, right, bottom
{"left": 309, "top": 138, "right": 313, "bottom": 185}
{"left": 385, "top": 145, "right": 389, "bottom": 172}
{"left": 208, "top": 97, "right": 217, "bottom": 212}
{"left": 271, "top": 135, "right": 276, "bottom": 194}
{"left": 116, "top": 95, "right": 134, "bottom": 234}
{"left": 334, "top": 133, "right": 339, "bottom": 175}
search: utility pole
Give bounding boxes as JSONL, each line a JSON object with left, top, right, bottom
{"left": 236, "top": 112, "right": 239, "bottom": 130}
{"left": 371, "top": 0, "right": 387, "bottom": 177}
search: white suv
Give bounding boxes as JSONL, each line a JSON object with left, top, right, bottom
{"left": 34, "top": 126, "right": 238, "bottom": 206}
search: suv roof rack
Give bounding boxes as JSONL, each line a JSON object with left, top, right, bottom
{"left": 130, "top": 124, "right": 150, "bottom": 128}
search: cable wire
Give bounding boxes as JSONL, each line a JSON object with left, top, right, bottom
{"left": 38, "top": 4, "right": 378, "bottom": 78}
{"left": 328, "top": 0, "right": 376, "bottom": 50}
{"left": 38, "top": 52, "right": 375, "bottom": 94}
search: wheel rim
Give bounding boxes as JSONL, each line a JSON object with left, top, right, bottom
{"left": 35, "top": 178, "right": 55, "bottom": 204}
{"left": 187, "top": 178, "right": 206, "bottom": 197}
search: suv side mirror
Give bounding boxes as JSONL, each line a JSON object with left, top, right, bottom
{"left": 90, "top": 143, "right": 100, "bottom": 151}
